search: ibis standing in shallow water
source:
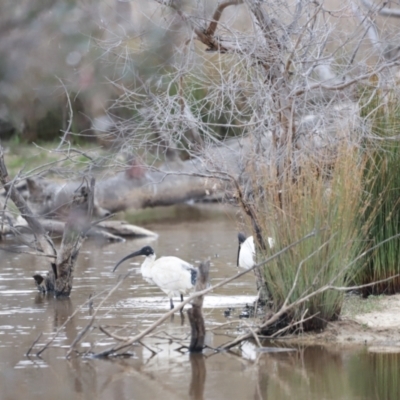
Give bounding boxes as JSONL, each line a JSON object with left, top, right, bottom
{"left": 113, "top": 246, "right": 198, "bottom": 310}
{"left": 237, "top": 233, "right": 275, "bottom": 269}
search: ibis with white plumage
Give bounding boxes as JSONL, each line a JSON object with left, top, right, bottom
{"left": 113, "top": 245, "right": 198, "bottom": 310}
{"left": 237, "top": 233, "right": 275, "bottom": 269}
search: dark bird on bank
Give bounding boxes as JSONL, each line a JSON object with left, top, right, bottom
{"left": 237, "top": 233, "right": 275, "bottom": 269}
{"left": 113, "top": 245, "right": 198, "bottom": 310}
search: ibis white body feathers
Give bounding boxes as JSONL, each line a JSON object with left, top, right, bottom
{"left": 238, "top": 235, "right": 256, "bottom": 270}
{"left": 237, "top": 234, "right": 275, "bottom": 269}
{"left": 113, "top": 246, "right": 197, "bottom": 309}
{"left": 142, "top": 253, "right": 196, "bottom": 299}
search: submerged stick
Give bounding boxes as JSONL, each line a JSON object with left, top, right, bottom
{"left": 91, "top": 231, "right": 317, "bottom": 357}
{"left": 187, "top": 260, "right": 210, "bottom": 353}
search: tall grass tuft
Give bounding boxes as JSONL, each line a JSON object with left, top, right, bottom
{"left": 247, "top": 146, "right": 368, "bottom": 331}
{"left": 356, "top": 89, "right": 400, "bottom": 295}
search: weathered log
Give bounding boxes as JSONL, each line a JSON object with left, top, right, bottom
{"left": 187, "top": 260, "right": 210, "bottom": 353}
{"left": 21, "top": 124, "right": 358, "bottom": 217}
{"left": 94, "top": 220, "right": 158, "bottom": 238}
{"left": 11, "top": 218, "right": 156, "bottom": 241}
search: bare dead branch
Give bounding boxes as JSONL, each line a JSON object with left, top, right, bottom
{"left": 285, "top": 2, "right": 323, "bottom": 74}
{"left": 26, "top": 333, "right": 42, "bottom": 357}
{"left": 35, "top": 289, "right": 111, "bottom": 356}
{"left": 361, "top": 0, "right": 400, "bottom": 18}
{"left": 295, "top": 57, "right": 400, "bottom": 96}
{"left": 65, "top": 271, "right": 130, "bottom": 357}
{"left": 282, "top": 235, "right": 336, "bottom": 309}
{"left": 205, "top": 1, "right": 242, "bottom": 36}
{"left": 99, "top": 326, "right": 131, "bottom": 342}
{"left": 56, "top": 77, "right": 74, "bottom": 150}
{"left": 267, "top": 311, "right": 319, "bottom": 339}
{"left": 243, "top": 320, "right": 262, "bottom": 348}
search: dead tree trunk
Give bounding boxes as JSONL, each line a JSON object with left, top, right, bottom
{"left": 54, "top": 179, "right": 94, "bottom": 296}
{"left": 187, "top": 260, "right": 210, "bottom": 353}
{"left": 0, "top": 145, "right": 94, "bottom": 297}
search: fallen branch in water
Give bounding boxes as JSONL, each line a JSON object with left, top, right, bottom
{"left": 33, "top": 287, "right": 116, "bottom": 357}
{"left": 26, "top": 333, "right": 42, "bottom": 357}
{"left": 268, "top": 310, "right": 318, "bottom": 338}
{"left": 83, "top": 230, "right": 317, "bottom": 358}
{"left": 66, "top": 272, "right": 130, "bottom": 357}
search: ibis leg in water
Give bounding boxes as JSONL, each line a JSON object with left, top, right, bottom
{"left": 113, "top": 245, "right": 198, "bottom": 311}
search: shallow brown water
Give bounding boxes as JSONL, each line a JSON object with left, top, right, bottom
{"left": 0, "top": 204, "right": 400, "bottom": 400}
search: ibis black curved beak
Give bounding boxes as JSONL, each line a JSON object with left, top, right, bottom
{"left": 113, "top": 249, "right": 143, "bottom": 272}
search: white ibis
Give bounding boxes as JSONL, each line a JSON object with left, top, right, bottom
{"left": 237, "top": 233, "right": 275, "bottom": 269}
{"left": 113, "top": 245, "right": 198, "bottom": 310}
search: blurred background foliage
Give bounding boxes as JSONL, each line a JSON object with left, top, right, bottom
{"left": 0, "top": 0, "right": 184, "bottom": 144}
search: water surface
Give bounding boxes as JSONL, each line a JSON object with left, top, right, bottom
{"left": 0, "top": 204, "right": 399, "bottom": 399}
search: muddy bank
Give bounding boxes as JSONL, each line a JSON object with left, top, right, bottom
{"left": 278, "top": 294, "right": 400, "bottom": 349}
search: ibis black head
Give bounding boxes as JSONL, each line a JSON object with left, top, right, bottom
{"left": 113, "top": 246, "right": 155, "bottom": 272}
{"left": 238, "top": 232, "right": 247, "bottom": 245}
{"left": 140, "top": 246, "right": 155, "bottom": 256}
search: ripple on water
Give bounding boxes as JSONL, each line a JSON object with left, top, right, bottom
{"left": 0, "top": 290, "right": 37, "bottom": 295}
{"left": 0, "top": 307, "right": 45, "bottom": 315}
{"left": 14, "top": 359, "right": 49, "bottom": 369}
{"left": 115, "top": 295, "right": 256, "bottom": 310}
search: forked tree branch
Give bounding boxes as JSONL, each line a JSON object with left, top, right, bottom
{"left": 205, "top": 1, "right": 243, "bottom": 36}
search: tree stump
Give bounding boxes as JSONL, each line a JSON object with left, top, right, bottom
{"left": 54, "top": 180, "right": 94, "bottom": 296}
{"left": 187, "top": 260, "right": 210, "bottom": 353}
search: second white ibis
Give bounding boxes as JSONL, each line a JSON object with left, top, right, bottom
{"left": 237, "top": 233, "right": 275, "bottom": 269}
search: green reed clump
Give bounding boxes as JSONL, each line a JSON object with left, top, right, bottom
{"left": 247, "top": 146, "right": 368, "bottom": 331}
{"left": 356, "top": 89, "right": 400, "bottom": 295}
